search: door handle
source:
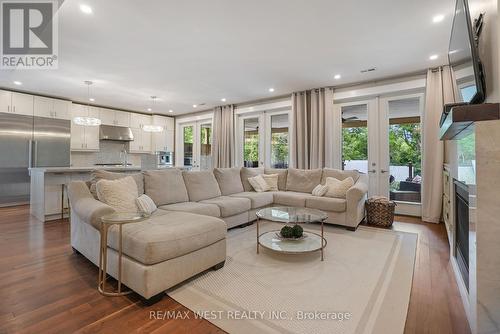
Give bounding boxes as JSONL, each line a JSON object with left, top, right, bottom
{"left": 380, "top": 169, "right": 389, "bottom": 173}
{"left": 28, "top": 140, "right": 33, "bottom": 168}
{"left": 368, "top": 169, "right": 377, "bottom": 173}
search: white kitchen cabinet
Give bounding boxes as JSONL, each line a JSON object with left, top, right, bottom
{"left": 0, "top": 91, "right": 33, "bottom": 115}
{"left": 11, "top": 92, "right": 34, "bottom": 116}
{"left": 166, "top": 117, "right": 175, "bottom": 131}
{"left": 34, "top": 96, "right": 70, "bottom": 119}
{"left": 99, "top": 108, "right": 130, "bottom": 127}
{"left": 130, "top": 113, "right": 151, "bottom": 129}
{"left": 71, "top": 103, "right": 100, "bottom": 118}
{"left": 151, "top": 115, "right": 175, "bottom": 152}
{"left": 70, "top": 104, "right": 100, "bottom": 151}
{"left": 115, "top": 110, "right": 130, "bottom": 127}
{"left": 129, "top": 127, "right": 152, "bottom": 153}
{"left": 0, "top": 90, "right": 10, "bottom": 113}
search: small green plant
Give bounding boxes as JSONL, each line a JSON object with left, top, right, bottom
{"left": 280, "top": 224, "right": 303, "bottom": 238}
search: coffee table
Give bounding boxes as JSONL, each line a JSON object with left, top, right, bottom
{"left": 256, "top": 206, "right": 328, "bottom": 261}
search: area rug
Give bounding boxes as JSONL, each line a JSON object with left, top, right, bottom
{"left": 168, "top": 222, "right": 417, "bottom": 334}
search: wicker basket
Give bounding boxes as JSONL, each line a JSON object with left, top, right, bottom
{"left": 365, "top": 196, "right": 396, "bottom": 227}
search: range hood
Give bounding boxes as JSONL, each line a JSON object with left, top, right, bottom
{"left": 99, "top": 125, "right": 134, "bottom": 141}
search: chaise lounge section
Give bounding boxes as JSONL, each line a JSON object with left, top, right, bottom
{"left": 67, "top": 167, "right": 367, "bottom": 302}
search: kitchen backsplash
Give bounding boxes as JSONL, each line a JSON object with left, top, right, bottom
{"left": 70, "top": 141, "right": 147, "bottom": 167}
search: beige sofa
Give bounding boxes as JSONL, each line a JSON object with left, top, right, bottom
{"left": 67, "top": 167, "right": 367, "bottom": 304}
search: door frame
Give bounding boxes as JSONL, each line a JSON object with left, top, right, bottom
{"left": 175, "top": 118, "right": 212, "bottom": 170}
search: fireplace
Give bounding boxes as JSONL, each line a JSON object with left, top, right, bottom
{"left": 454, "top": 180, "right": 469, "bottom": 290}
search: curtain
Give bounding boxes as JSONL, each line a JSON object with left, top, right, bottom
{"left": 211, "top": 105, "right": 234, "bottom": 168}
{"left": 421, "top": 66, "right": 457, "bottom": 223}
{"left": 291, "top": 88, "right": 331, "bottom": 169}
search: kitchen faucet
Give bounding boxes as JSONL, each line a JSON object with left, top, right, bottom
{"left": 121, "top": 148, "right": 128, "bottom": 166}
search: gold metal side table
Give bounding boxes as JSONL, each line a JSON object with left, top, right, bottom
{"left": 99, "top": 212, "right": 148, "bottom": 296}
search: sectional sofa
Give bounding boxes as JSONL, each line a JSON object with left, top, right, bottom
{"left": 67, "top": 167, "right": 368, "bottom": 303}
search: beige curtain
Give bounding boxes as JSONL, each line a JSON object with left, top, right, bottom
{"left": 291, "top": 88, "right": 330, "bottom": 169}
{"left": 211, "top": 105, "right": 234, "bottom": 168}
{"left": 422, "top": 66, "right": 457, "bottom": 223}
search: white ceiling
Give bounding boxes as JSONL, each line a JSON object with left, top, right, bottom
{"left": 0, "top": 0, "right": 455, "bottom": 115}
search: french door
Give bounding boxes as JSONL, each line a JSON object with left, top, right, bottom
{"left": 177, "top": 120, "right": 212, "bottom": 170}
{"left": 334, "top": 93, "right": 424, "bottom": 215}
{"left": 236, "top": 110, "right": 290, "bottom": 168}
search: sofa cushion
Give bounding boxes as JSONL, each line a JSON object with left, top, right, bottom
{"left": 321, "top": 168, "right": 360, "bottom": 184}
{"left": 241, "top": 167, "right": 264, "bottom": 191}
{"left": 183, "top": 171, "right": 222, "bottom": 201}
{"left": 262, "top": 174, "right": 279, "bottom": 191}
{"left": 143, "top": 169, "right": 189, "bottom": 206}
{"left": 325, "top": 176, "right": 354, "bottom": 198}
{"left": 265, "top": 168, "right": 288, "bottom": 190}
{"left": 306, "top": 197, "right": 346, "bottom": 212}
{"left": 273, "top": 191, "right": 313, "bottom": 207}
{"left": 106, "top": 211, "right": 226, "bottom": 265}
{"left": 200, "top": 196, "right": 251, "bottom": 217}
{"left": 213, "top": 167, "right": 244, "bottom": 195}
{"left": 96, "top": 176, "right": 140, "bottom": 213}
{"left": 89, "top": 170, "right": 144, "bottom": 198}
{"left": 248, "top": 174, "right": 270, "bottom": 192}
{"left": 286, "top": 168, "right": 322, "bottom": 193}
{"left": 229, "top": 192, "right": 274, "bottom": 209}
{"left": 136, "top": 194, "right": 157, "bottom": 215}
{"left": 159, "top": 202, "right": 221, "bottom": 217}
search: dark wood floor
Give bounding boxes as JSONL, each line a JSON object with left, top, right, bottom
{"left": 0, "top": 205, "right": 470, "bottom": 334}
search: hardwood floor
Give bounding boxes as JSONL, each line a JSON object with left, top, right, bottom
{"left": 0, "top": 205, "right": 470, "bottom": 334}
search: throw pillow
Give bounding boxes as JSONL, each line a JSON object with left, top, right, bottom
{"left": 261, "top": 174, "right": 279, "bottom": 191}
{"left": 96, "top": 176, "right": 139, "bottom": 213}
{"left": 136, "top": 194, "right": 157, "bottom": 215}
{"left": 311, "top": 184, "right": 329, "bottom": 197}
{"left": 248, "top": 174, "right": 270, "bottom": 192}
{"left": 325, "top": 177, "right": 354, "bottom": 198}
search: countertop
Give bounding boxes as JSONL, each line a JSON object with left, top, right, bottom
{"left": 29, "top": 166, "right": 143, "bottom": 173}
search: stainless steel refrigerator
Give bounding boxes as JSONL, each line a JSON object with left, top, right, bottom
{"left": 0, "top": 112, "right": 70, "bottom": 206}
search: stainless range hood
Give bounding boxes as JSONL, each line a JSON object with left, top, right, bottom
{"left": 99, "top": 125, "right": 134, "bottom": 141}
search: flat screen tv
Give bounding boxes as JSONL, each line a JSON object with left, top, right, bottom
{"left": 448, "top": 0, "right": 486, "bottom": 104}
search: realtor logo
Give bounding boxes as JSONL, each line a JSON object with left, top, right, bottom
{"left": 1, "top": 0, "right": 58, "bottom": 69}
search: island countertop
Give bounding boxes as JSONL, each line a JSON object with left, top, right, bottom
{"left": 29, "top": 166, "right": 142, "bottom": 173}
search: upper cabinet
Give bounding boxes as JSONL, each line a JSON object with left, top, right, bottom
{"left": 34, "top": 96, "right": 71, "bottom": 119}
{"left": 152, "top": 115, "right": 175, "bottom": 152}
{"left": 130, "top": 113, "right": 152, "bottom": 129}
{"left": 99, "top": 108, "right": 130, "bottom": 127}
{"left": 0, "top": 90, "right": 33, "bottom": 116}
{"left": 70, "top": 104, "right": 100, "bottom": 151}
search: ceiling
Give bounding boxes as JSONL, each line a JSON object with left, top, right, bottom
{"left": 0, "top": 0, "right": 456, "bottom": 115}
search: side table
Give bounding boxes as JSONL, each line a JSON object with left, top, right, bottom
{"left": 99, "top": 212, "right": 148, "bottom": 296}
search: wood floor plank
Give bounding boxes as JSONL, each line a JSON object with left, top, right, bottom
{"left": 0, "top": 205, "right": 469, "bottom": 333}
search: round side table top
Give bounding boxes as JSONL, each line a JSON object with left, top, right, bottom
{"left": 101, "top": 212, "right": 149, "bottom": 225}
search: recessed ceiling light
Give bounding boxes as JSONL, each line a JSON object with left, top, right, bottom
{"left": 147, "top": 108, "right": 152, "bottom": 112}
{"left": 79, "top": 4, "right": 92, "bottom": 14}
{"left": 433, "top": 14, "right": 445, "bottom": 23}
{"left": 13, "top": 81, "right": 22, "bottom": 85}
{"left": 221, "top": 98, "right": 226, "bottom": 102}
{"left": 89, "top": 98, "right": 95, "bottom": 102}
{"left": 334, "top": 74, "right": 341, "bottom": 80}
{"left": 429, "top": 54, "right": 439, "bottom": 60}
{"left": 193, "top": 104, "right": 197, "bottom": 108}
{"left": 168, "top": 109, "right": 173, "bottom": 113}
{"left": 268, "top": 88, "right": 275, "bottom": 92}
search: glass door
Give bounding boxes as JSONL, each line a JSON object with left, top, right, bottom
{"left": 236, "top": 110, "right": 290, "bottom": 168}
{"left": 379, "top": 94, "right": 423, "bottom": 214}
{"left": 177, "top": 120, "right": 212, "bottom": 170}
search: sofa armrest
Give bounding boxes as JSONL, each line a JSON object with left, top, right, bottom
{"left": 346, "top": 181, "right": 368, "bottom": 204}
{"left": 68, "top": 181, "right": 115, "bottom": 230}
{"left": 345, "top": 177, "right": 368, "bottom": 228}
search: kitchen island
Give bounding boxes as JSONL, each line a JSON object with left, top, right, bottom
{"left": 29, "top": 166, "right": 142, "bottom": 222}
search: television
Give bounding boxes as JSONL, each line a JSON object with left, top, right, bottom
{"left": 448, "top": 0, "right": 486, "bottom": 104}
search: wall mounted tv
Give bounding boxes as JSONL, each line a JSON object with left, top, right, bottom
{"left": 448, "top": 0, "right": 486, "bottom": 104}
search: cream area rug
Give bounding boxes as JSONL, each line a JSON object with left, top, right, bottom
{"left": 168, "top": 222, "right": 417, "bottom": 334}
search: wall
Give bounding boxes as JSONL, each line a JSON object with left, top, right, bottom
{"left": 70, "top": 141, "right": 143, "bottom": 167}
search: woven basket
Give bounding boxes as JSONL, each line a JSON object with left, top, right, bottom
{"left": 365, "top": 196, "right": 396, "bottom": 227}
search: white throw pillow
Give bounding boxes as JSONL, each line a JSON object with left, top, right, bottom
{"left": 248, "top": 174, "right": 270, "bottom": 192}
{"left": 136, "top": 194, "right": 157, "bottom": 215}
{"left": 96, "top": 176, "right": 139, "bottom": 213}
{"left": 312, "top": 184, "right": 329, "bottom": 197}
{"left": 262, "top": 174, "right": 279, "bottom": 191}
{"left": 325, "top": 177, "right": 354, "bottom": 198}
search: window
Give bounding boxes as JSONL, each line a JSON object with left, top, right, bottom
{"left": 341, "top": 104, "right": 368, "bottom": 173}
{"left": 270, "top": 114, "right": 289, "bottom": 168}
{"left": 183, "top": 125, "right": 193, "bottom": 167}
{"left": 243, "top": 117, "right": 259, "bottom": 167}
{"left": 199, "top": 123, "right": 212, "bottom": 170}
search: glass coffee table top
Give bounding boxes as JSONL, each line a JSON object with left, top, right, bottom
{"left": 258, "top": 231, "right": 326, "bottom": 254}
{"left": 256, "top": 206, "right": 328, "bottom": 224}
{"left": 101, "top": 212, "right": 150, "bottom": 224}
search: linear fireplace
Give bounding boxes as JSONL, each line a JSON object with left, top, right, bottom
{"left": 454, "top": 180, "right": 469, "bottom": 291}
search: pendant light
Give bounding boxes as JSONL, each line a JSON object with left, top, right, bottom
{"left": 73, "top": 81, "right": 102, "bottom": 126}
{"left": 143, "top": 96, "right": 163, "bottom": 132}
